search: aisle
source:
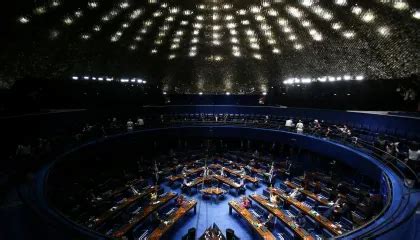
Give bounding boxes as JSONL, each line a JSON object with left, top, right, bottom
{"left": 161, "top": 181, "right": 267, "bottom": 239}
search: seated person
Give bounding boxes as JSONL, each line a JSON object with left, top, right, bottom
{"left": 295, "top": 212, "right": 307, "bottom": 227}
{"left": 126, "top": 119, "right": 134, "bottom": 131}
{"left": 181, "top": 166, "right": 189, "bottom": 175}
{"left": 150, "top": 191, "right": 158, "bottom": 201}
{"left": 289, "top": 188, "right": 302, "bottom": 199}
{"left": 336, "top": 201, "right": 351, "bottom": 219}
{"left": 249, "top": 159, "right": 256, "bottom": 167}
{"left": 237, "top": 166, "right": 246, "bottom": 176}
{"left": 336, "top": 182, "right": 350, "bottom": 195}
{"left": 201, "top": 167, "right": 213, "bottom": 177}
{"left": 270, "top": 193, "right": 278, "bottom": 206}
{"left": 262, "top": 213, "right": 275, "bottom": 230}
{"left": 175, "top": 163, "right": 183, "bottom": 173}
{"left": 313, "top": 180, "right": 322, "bottom": 194}
{"left": 130, "top": 185, "right": 140, "bottom": 195}
{"left": 152, "top": 211, "right": 163, "bottom": 225}
{"left": 323, "top": 196, "right": 345, "bottom": 220}
{"left": 241, "top": 196, "right": 251, "bottom": 209}
{"left": 176, "top": 194, "right": 186, "bottom": 207}
{"left": 245, "top": 164, "right": 253, "bottom": 175}
{"left": 182, "top": 178, "right": 192, "bottom": 188}
{"left": 219, "top": 167, "right": 226, "bottom": 177}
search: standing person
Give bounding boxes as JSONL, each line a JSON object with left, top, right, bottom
{"left": 154, "top": 161, "right": 159, "bottom": 186}
{"left": 296, "top": 120, "right": 304, "bottom": 134}
{"left": 219, "top": 166, "right": 226, "bottom": 177}
{"left": 136, "top": 117, "right": 144, "bottom": 127}
{"left": 313, "top": 119, "right": 321, "bottom": 134}
{"left": 285, "top": 118, "right": 294, "bottom": 128}
{"left": 126, "top": 119, "right": 134, "bottom": 131}
{"left": 407, "top": 142, "right": 420, "bottom": 170}
{"left": 325, "top": 127, "right": 332, "bottom": 138}
{"left": 266, "top": 164, "right": 275, "bottom": 186}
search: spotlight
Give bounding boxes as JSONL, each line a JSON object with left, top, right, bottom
{"left": 355, "top": 75, "right": 364, "bottom": 81}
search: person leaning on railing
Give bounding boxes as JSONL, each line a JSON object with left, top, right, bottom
{"left": 406, "top": 141, "right": 420, "bottom": 171}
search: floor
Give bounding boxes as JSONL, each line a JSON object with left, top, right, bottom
{"left": 159, "top": 179, "right": 272, "bottom": 240}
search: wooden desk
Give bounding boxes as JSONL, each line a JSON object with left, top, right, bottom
{"left": 220, "top": 158, "right": 284, "bottom": 177}
{"left": 269, "top": 188, "right": 343, "bottom": 236}
{"left": 92, "top": 186, "right": 157, "bottom": 228}
{"left": 112, "top": 192, "right": 177, "bottom": 238}
{"left": 228, "top": 200, "right": 276, "bottom": 240}
{"left": 148, "top": 200, "right": 197, "bottom": 240}
{"left": 167, "top": 167, "right": 204, "bottom": 182}
{"left": 209, "top": 164, "right": 259, "bottom": 184}
{"left": 284, "top": 181, "right": 330, "bottom": 206}
{"left": 187, "top": 176, "right": 211, "bottom": 188}
{"left": 249, "top": 194, "right": 314, "bottom": 240}
{"left": 104, "top": 178, "right": 144, "bottom": 200}
{"left": 213, "top": 175, "right": 241, "bottom": 189}
{"left": 200, "top": 187, "right": 226, "bottom": 196}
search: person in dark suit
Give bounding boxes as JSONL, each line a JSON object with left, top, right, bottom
{"left": 263, "top": 214, "right": 275, "bottom": 230}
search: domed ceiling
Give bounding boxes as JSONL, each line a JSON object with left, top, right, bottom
{"left": 1, "top": 0, "right": 419, "bottom": 93}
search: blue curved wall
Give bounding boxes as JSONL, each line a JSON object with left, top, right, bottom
{"left": 141, "top": 105, "right": 420, "bottom": 139}
{"left": 24, "top": 126, "right": 416, "bottom": 240}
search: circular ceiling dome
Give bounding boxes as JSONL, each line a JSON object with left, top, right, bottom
{"left": 4, "top": 0, "right": 420, "bottom": 93}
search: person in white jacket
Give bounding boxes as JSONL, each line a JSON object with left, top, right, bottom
{"left": 296, "top": 120, "right": 304, "bottom": 133}
{"left": 285, "top": 118, "right": 294, "bottom": 127}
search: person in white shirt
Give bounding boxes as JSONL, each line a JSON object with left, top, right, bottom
{"left": 220, "top": 167, "right": 225, "bottom": 176}
{"left": 269, "top": 193, "right": 278, "bottom": 206}
{"left": 296, "top": 120, "right": 304, "bottom": 133}
{"left": 202, "top": 167, "right": 212, "bottom": 177}
{"left": 130, "top": 185, "right": 139, "bottom": 195}
{"left": 237, "top": 166, "right": 246, "bottom": 176}
{"left": 182, "top": 178, "right": 191, "bottom": 188}
{"left": 407, "top": 142, "right": 420, "bottom": 162}
{"left": 182, "top": 166, "right": 189, "bottom": 175}
{"left": 289, "top": 188, "right": 301, "bottom": 199}
{"left": 238, "top": 177, "right": 245, "bottom": 188}
{"left": 285, "top": 119, "right": 294, "bottom": 128}
{"left": 136, "top": 118, "right": 144, "bottom": 127}
{"left": 126, "top": 119, "right": 134, "bottom": 131}
{"left": 264, "top": 164, "right": 275, "bottom": 185}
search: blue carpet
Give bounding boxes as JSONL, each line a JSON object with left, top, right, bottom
{"left": 160, "top": 181, "right": 268, "bottom": 240}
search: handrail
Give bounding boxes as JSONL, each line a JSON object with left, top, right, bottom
{"left": 159, "top": 118, "right": 418, "bottom": 186}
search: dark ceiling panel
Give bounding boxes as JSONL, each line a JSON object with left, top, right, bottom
{"left": 1, "top": 0, "right": 419, "bottom": 93}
